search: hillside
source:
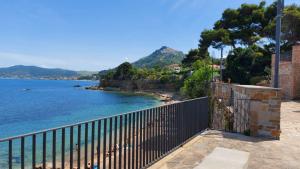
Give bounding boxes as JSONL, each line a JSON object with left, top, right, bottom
{"left": 132, "top": 46, "right": 185, "bottom": 68}
{"left": 0, "top": 65, "right": 79, "bottom": 79}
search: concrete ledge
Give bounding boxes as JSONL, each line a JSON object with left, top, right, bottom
{"left": 233, "top": 85, "right": 281, "bottom": 91}
{"left": 194, "top": 147, "right": 249, "bottom": 169}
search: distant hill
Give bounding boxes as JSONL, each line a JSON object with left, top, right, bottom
{"left": 132, "top": 46, "right": 185, "bottom": 68}
{"left": 77, "top": 70, "right": 98, "bottom": 76}
{"left": 0, "top": 65, "right": 80, "bottom": 79}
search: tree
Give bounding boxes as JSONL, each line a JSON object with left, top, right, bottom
{"left": 282, "top": 5, "right": 300, "bottom": 46}
{"left": 181, "top": 60, "right": 213, "bottom": 98}
{"left": 114, "top": 62, "right": 134, "bottom": 80}
{"left": 182, "top": 49, "right": 200, "bottom": 67}
{"left": 197, "top": 1, "right": 282, "bottom": 51}
{"left": 199, "top": 29, "right": 231, "bottom": 50}
{"left": 193, "top": 1, "right": 300, "bottom": 86}
{"left": 213, "top": 2, "right": 269, "bottom": 47}
{"left": 264, "top": 3, "right": 300, "bottom": 51}
{"left": 223, "top": 45, "right": 270, "bottom": 84}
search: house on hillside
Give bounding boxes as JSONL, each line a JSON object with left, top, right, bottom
{"left": 168, "top": 64, "right": 181, "bottom": 73}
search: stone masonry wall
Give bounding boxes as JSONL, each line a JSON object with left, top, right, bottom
{"left": 272, "top": 44, "right": 300, "bottom": 99}
{"left": 212, "top": 82, "right": 233, "bottom": 101}
{"left": 292, "top": 44, "right": 300, "bottom": 99}
{"left": 272, "top": 58, "right": 293, "bottom": 99}
{"left": 232, "top": 85, "right": 281, "bottom": 139}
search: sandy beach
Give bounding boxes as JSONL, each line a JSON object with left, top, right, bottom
{"left": 33, "top": 116, "right": 163, "bottom": 169}
{"left": 85, "top": 85, "right": 182, "bottom": 104}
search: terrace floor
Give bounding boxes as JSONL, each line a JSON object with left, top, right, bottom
{"left": 149, "top": 101, "right": 300, "bottom": 169}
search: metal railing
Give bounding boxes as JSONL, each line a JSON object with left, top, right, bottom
{"left": 0, "top": 97, "right": 209, "bottom": 169}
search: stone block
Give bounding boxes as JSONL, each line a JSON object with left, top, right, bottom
{"left": 252, "top": 93, "right": 268, "bottom": 100}
{"left": 257, "top": 130, "right": 271, "bottom": 137}
{"left": 231, "top": 84, "right": 281, "bottom": 139}
{"left": 269, "top": 108, "right": 280, "bottom": 113}
{"left": 271, "top": 130, "right": 281, "bottom": 137}
{"left": 292, "top": 45, "right": 300, "bottom": 63}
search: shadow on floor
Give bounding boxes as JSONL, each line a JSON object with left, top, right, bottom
{"left": 201, "top": 130, "right": 275, "bottom": 143}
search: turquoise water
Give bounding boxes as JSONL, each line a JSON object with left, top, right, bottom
{"left": 0, "top": 79, "right": 161, "bottom": 168}
{"left": 0, "top": 79, "right": 161, "bottom": 139}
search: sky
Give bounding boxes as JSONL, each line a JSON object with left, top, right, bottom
{"left": 0, "top": 0, "right": 298, "bottom": 71}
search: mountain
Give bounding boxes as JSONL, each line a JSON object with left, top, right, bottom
{"left": 132, "top": 46, "right": 185, "bottom": 68}
{"left": 0, "top": 65, "right": 80, "bottom": 79}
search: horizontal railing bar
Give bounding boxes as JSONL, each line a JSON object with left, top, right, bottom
{"left": 214, "top": 97, "right": 261, "bottom": 101}
{"left": 0, "top": 97, "right": 208, "bottom": 142}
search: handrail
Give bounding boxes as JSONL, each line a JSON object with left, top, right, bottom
{"left": 0, "top": 97, "right": 209, "bottom": 169}
{"left": 0, "top": 97, "right": 207, "bottom": 142}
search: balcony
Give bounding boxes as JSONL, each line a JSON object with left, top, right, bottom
{"left": 1, "top": 88, "right": 300, "bottom": 169}
{"left": 149, "top": 101, "right": 300, "bottom": 169}
{"left": 0, "top": 97, "right": 209, "bottom": 169}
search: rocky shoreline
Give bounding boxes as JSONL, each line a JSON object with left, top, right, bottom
{"left": 85, "top": 86, "right": 182, "bottom": 104}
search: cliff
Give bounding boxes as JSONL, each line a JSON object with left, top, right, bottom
{"left": 100, "top": 79, "right": 178, "bottom": 92}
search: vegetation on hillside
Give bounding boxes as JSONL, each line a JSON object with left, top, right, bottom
{"left": 0, "top": 65, "right": 79, "bottom": 79}
{"left": 101, "top": 62, "right": 183, "bottom": 85}
{"left": 100, "top": 1, "right": 300, "bottom": 99}
{"left": 133, "top": 46, "right": 185, "bottom": 68}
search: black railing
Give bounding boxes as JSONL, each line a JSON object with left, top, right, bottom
{"left": 0, "top": 97, "right": 209, "bottom": 169}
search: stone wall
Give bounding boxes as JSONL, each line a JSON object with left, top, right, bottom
{"left": 232, "top": 85, "right": 281, "bottom": 139}
{"left": 292, "top": 44, "right": 300, "bottom": 98}
{"left": 212, "top": 82, "right": 233, "bottom": 102}
{"left": 271, "top": 58, "right": 293, "bottom": 99}
{"left": 272, "top": 44, "right": 300, "bottom": 99}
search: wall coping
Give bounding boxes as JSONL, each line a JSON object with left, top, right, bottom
{"left": 233, "top": 85, "right": 281, "bottom": 91}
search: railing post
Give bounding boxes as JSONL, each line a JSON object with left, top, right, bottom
{"left": 21, "top": 137, "right": 24, "bottom": 169}
{"left": 77, "top": 125, "right": 81, "bottom": 169}
{"left": 97, "top": 120, "right": 102, "bottom": 169}
{"left": 43, "top": 132, "right": 47, "bottom": 169}
{"left": 62, "top": 128, "right": 65, "bottom": 169}
{"left": 32, "top": 134, "right": 36, "bottom": 169}
{"left": 109, "top": 118, "right": 113, "bottom": 169}
{"left": 84, "top": 123, "right": 88, "bottom": 169}
{"left": 9, "top": 140, "right": 12, "bottom": 169}
{"left": 114, "top": 117, "right": 118, "bottom": 169}
{"left": 103, "top": 119, "right": 107, "bottom": 169}
{"left": 135, "top": 112, "right": 140, "bottom": 169}
{"left": 91, "top": 122, "right": 95, "bottom": 169}
{"left": 70, "top": 126, "right": 74, "bottom": 169}
{"left": 53, "top": 130, "right": 56, "bottom": 169}
{"left": 118, "top": 115, "right": 123, "bottom": 169}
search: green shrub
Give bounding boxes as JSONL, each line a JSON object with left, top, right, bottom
{"left": 181, "top": 59, "right": 213, "bottom": 98}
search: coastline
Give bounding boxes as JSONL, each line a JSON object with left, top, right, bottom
{"left": 85, "top": 86, "right": 182, "bottom": 104}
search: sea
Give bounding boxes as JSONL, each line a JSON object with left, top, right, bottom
{"left": 0, "top": 79, "right": 161, "bottom": 168}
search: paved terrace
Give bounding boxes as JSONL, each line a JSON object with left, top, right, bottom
{"left": 149, "top": 101, "right": 300, "bottom": 169}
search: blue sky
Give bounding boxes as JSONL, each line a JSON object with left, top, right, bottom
{"left": 0, "top": 0, "right": 298, "bottom": 71}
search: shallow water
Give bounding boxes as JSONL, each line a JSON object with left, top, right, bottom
{"left": 0, "top": 79, "right": 160, "bottom": 139}
{"left": 0, "top": 79, "right": 161, "bottom": 168}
